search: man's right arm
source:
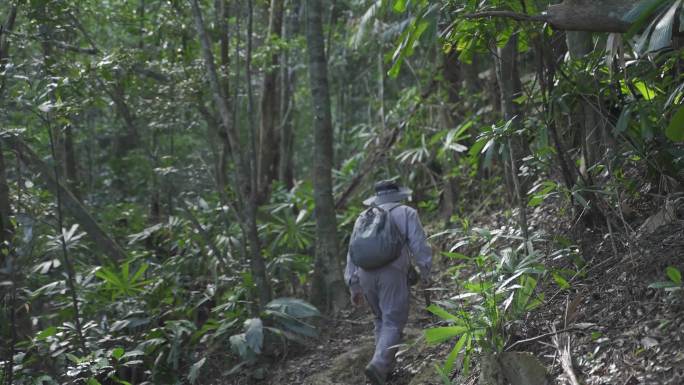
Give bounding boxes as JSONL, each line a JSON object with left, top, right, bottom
{"left": 405, "top": 207, "right": 432, "bottom": 283}
{"left": 344, "top": 250, "right": 363, "bottom": 305}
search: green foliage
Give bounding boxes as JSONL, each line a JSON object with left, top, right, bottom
{"left": 227, "top": 298, "right": 321, "bottom": 375}
{"left": 649, "top": 266, "right": 683, "bottom": 291}
{"left": 666, "top": 106, "right": 684, "bottom": 142}
{"left": 95, "top": 261, "right": 151, "bottom": 300}
{"left": 424, "top": 228, "right": 546, "bottom": 381}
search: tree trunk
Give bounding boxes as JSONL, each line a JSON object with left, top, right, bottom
{"left": 0, "top": 3, "right": 19, "bottom": 97}
{"left": 278, "top": 0, "right": 300, "bottom": 189}
{"left": 64, "top": 124, "right": 79, "bottom": 197}
{"left": 440, "top": 50, "right": 461, "bottom": 224}
{"left": 257, "top": 0, "right": 284, "bottom": 202}
{"left": 190, "top": 0, "right": 271, "bottom": 308}
{"left": 4, "top": 136, "right": 127, "bottom": 263}
{"left": 0, "top": 142, "right": 12, "bottom": 267}
{"left": 566, "top": 32, "right": 603, "bottom": 182}
{"left": 494, "top": 36, "right": 530, "bottom": 247}
{"left": 305, "top": 0, "right": 346, "bottom": 312}
{"left": 0, "top": 2, "right": 18, "bottom": 265}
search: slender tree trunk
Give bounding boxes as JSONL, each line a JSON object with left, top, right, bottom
{"left": 305, "top": 0, "right": 346, "bottom": 311}
{"left": 0, "top": 3, "right": 19, "bottom": 97}
{"left": 495, "top": 36, "right": 530, "bottom": 248}
{"left": 47, "top": 123, "right": 87, "bottom": 354}
{"left": 440, "top": 50, "right": 462, "bottom": 224}
{"left": 278, "top": 0, "right": 300, "bottom": 189}
{"left": 257, "top": 0, "right": 284, "bottom": 202}
{"left": 64, "top": 124, "right": 79, "bottom": 198}
{"left": 190, "top": 0, "right": 271, "bottom": 308}
{"left": 566, "top": 32, "right": 603, "bottom": 182}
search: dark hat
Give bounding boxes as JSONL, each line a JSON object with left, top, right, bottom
{"left": 362, "top": 179, "right": 412, "bottom": 206}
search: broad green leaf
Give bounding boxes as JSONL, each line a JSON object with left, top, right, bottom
{"left": 648, "top": 281, "right": 680, "bottom": 289}
{"left": 426, "top": 304, "right": 460, "bottom": 322}
{"left": 244, "top": 318, "right": 263, "bottom": 354}
{"left": 425, "top": 326, "right": 468, "bottom": 344}
{"left": 86, "top": 379, "right": 102, "bottom": 385}
{"left": 443, "top": 332, "right": 469, "bottom": 375}
{"left": 624, "top": 0, "right": 670, "bottom": 38}
{"left": 616, "top": 107, "right": 631, "bottom": 133}
{"left": 633, "top": 81, "right": 658, "bottom": 100}
{"left": 265, "top": 297, "right": 320, "bottom": 318}
{"left": 393, "top": 0, "right": 407, "bottom": 13}
{"left": 111, "top": 347, "right": 125, "bottom": 360}
{"left": 188, "top": 357, "right": 206, "bottom": 384}
{"left": 552, "top": 272, "right": 570, "bottom": 290}
{"left": 35, "top": 326, "right": 58, "bottom": 341}
{"left": 666, "top": 106, "right": 684, "bottom": 141}
{"left": 388, "top": 56, "right": 404, "bottom": 78}
{"left": 665, "top": 266, "right": 682, "bottom": 284}
{"left": 648, "top": 0, "right": 680, "bottom": 52}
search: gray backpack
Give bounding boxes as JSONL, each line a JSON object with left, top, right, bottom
{"left": 349, "top": 203, "right": 405, "bottom": 269}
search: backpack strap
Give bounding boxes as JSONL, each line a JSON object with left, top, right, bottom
{"left": 386, "top": 203, "right": 410, "bottom": 247}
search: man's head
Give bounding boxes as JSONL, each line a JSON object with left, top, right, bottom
{"left": 363, "top": 179, "right": 412, "bottom": 206}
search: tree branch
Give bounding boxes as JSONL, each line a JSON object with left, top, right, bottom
{"left": 460, "top": 1, "right": 641, "bottom": 33}
{"left": 463, "top": 11, "right": 547, "bottom": 23}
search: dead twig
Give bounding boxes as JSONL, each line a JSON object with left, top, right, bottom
{"left": 505, "top": 325, "right": 593, "bottom": 351}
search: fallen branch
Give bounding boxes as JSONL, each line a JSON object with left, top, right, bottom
{"left": 3, "top": 134, "right": 127, "bottom": 263}
{"left": 505, "top": 325, "right": 593, "bottom": 351}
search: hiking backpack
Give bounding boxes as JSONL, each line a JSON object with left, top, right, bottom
{"left": 349, "top": 203, "right": 405, "bottom": 269}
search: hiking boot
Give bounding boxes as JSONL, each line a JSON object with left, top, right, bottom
{"left": 364, "top": 364, "right": 386, "bottom": 385}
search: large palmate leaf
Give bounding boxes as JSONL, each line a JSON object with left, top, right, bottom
{"left": 265, "top": 297, "right": 320, "bottom": 318}
{"left": 666, "top": 106, "right": 684, "bottom": 141}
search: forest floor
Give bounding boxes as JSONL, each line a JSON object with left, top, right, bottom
{"left": 229, "top": 193, "right": 684, "bottom": 385}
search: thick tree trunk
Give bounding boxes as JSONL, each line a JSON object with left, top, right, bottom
{"left": 305, "top": 0, "right": 346, "bottom": 312}
{"left": 3, "top": 136, "right": 127, "bottom": 263}
{"left": 257, "top": 0, "right": 284, "bottom": 202}
{"left": 190, "top": 0, "right": 271, "bottom": 308}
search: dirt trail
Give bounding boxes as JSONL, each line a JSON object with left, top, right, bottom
{"left": 266, "top": 295, "right": 446, "bottom": 385}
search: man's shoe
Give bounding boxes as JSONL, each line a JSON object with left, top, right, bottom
{"left": 364, "top": 364, "right": 386, "bottom": 385}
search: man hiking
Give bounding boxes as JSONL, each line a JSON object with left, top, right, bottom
{"left": 344, "top": 179, "right": 432, "bottom": 385}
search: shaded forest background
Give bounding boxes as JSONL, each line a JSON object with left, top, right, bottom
{"left": 1, "top": 0, "right": 683, "bottom": 384}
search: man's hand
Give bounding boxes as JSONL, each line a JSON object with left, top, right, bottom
{"left": 419, "top": 276, "right": 432, "bottom": 308}
{"left": 419, "top": 275, "right": 432, "bottom": 289}
{"left": 351, "top": 292, "right": 364, "bottom": 307}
